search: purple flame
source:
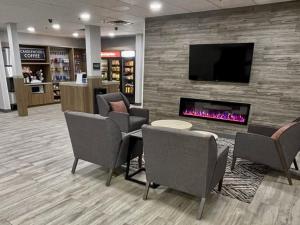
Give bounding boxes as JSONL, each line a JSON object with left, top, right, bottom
{"left": 182, "top": 109, "right": 246, "bottom": 123}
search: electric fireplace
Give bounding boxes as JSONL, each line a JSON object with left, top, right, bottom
{"left": 179, "top": 98, "right": 251, "bottom": 125}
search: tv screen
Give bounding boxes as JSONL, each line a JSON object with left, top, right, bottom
{"left": 189, "top": 43, "right": 254, "bottom": 83}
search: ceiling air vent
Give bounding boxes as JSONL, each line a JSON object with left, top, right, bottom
{"left": 106, "top": 20, "right": 133, "bottom": 25}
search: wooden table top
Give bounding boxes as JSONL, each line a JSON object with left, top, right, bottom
{"left": 151, "top": 120, "right": 193, "bottom": 130}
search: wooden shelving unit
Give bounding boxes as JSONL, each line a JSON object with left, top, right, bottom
{"left": 20, "top": 45, "right": 87, "bottom": 106}
{"left": 73, "top": 48, "right": 86, "bottom": 75}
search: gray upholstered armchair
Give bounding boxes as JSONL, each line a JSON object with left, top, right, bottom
{"left": 96, "top": 92, "right": 149, "bottom": 133}
{"left": 65, "top": 111, "right": 142, "bottom": 186}
{"left": 142, "top": 125, "right": 229, "bottom": 220}
{"left": 232, "top": 121, "right": 300, "bottom": 185}
{"left": 247, "top": 117, "right": 300, "bottom": 136}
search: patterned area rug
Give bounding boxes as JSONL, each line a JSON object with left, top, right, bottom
{"left": 130, "top": 137, "right": 269, "bottom": 204}
{"left": 215, "top": 138, "right": 269, "bottom": 203}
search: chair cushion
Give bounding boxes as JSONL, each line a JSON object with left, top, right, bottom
{"left": 110, "top": 101, "right": 128, "bottom": 113}
{"left": 129, "top": 116, "right": 148, "bottom": 132}
{"left": 271, "top": 122, "right": 297, "bottom": 140}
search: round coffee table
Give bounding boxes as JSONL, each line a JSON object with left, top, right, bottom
{"left": 193, "top": 130, "right": 218, "bottom": 140}
{"left": 151, "top": 120, "right": 192, "bottom": 130}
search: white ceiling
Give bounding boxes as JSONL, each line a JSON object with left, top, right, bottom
{"left": 0, "top": 0, "right": 294, "bottom": 38}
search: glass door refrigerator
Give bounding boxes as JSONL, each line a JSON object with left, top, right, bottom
{"left": 110, "top": 59, "right": 121, "bottom": 82}
{"left": 101, "top": 58, "right": 109, "bottom": 81}
{"left": 121, "top": 57, "right": 135, "bottom": 104}
{"left": 101, "top": 51, "right": 121, "bottom": 82}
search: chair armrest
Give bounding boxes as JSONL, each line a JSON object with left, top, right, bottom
{"left": 234, "top": 132, "right": 279, "bottom": 168}
{"left": 129, "top": 108, "right": 149, "bottom": 123}
{"left": 109, "top": 111, "right": 130, "bottom": 133}
{"left": 210, "top": 146, "right": 229, "bottom": 190}
{"left": 248, "top": 124, "right": 278, "bottom": 137}
{"left": 217, "top": 146, "right": 229, "bottom": 161}
{"left": 115, "top": 132, "right": 143, "bottom": 167}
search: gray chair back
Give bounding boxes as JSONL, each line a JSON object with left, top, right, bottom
{"left": 65, "top": 111, "right": 122, "bottom": 168}
{"left": 97, "top": 92, "right": 130, "bottom": 116}
{"left": 142, "top": 125, "right": 218, "bottom": 197}
{"left": 277, "top": 122, "right": 300, "bottom": 166}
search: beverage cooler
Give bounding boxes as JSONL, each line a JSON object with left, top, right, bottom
{"left": 121, "top": 55, "right": 135, "bottom": 104}
{"left": 101, "top": 51, "right": 136, "bottom": 104}
{"left": 101, "top": 51, "right": 121, "bottom": 82}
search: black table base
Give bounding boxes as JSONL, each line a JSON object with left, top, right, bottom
{"left": 125, "top": 156, "right": 159, "bottom": 189}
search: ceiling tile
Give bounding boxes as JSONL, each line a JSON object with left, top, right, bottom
{"left": 208, "top": 0, "right": 256, "bottom": 8}
{"left": 163, "top": 0, "right": 220, "bottom": 12}
{"left": 254, "top": 0, "right": 293, "bottom": 4}
{"left": 0, "top": 0, "right": 295, "bottom": 37}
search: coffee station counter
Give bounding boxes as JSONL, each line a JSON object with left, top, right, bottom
{"left": 25, "top": 82, "right": 54, "bottom": 106}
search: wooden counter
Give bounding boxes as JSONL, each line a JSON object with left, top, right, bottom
{"left": 60, "top": 82, "right": 89, "bottom": 112}
{"left": 60, "top": 79, "right": 120, "bottom": 113}
{"left": 25, "top": 82, "right": 54, "bottom": 106}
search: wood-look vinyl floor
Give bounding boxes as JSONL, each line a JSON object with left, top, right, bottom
{"left": 0, "top": 104, "right": 299, "bottom": 225}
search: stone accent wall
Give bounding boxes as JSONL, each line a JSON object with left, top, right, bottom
{"left": 144, "top": 1, "right": 300, "bottom": 134}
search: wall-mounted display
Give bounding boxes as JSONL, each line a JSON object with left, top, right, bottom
{"left": 189, "top": 43, "right": 254, "bottom": 83}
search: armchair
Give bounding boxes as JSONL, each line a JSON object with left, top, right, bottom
{"left": 232, "top": 122, "right": 300, "bottom": 185}
{"left": 247, "top": 117, "right": 300, "bottom": 137}
{"left": 64, "top": 111, "right": 142, "bottom": 186}
{"left": 142, "top": 125, "right": 229, "bottom": 220}
{"left": 97, "top": 92, "right": 149, "bottom": 133}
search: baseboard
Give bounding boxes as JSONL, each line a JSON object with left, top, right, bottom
{"left": 0, "top": 109, "right": 12, "bottom": 113}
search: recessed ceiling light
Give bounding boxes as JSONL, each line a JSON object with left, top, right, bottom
{"left": 108, "top": 32, "right": 115, "bottom": 38}
{"left": 72, "top": 32, "right": 79, "bottom": 38}
{"left": 52, "top": 23, "right": 61, "bottom": 30}
{"left": 150, "top": 2, "right": 162, "bottom": 12}
{"left": 27, "top": 26, "right": 35, "bottom": 33}
{"left": 79, "top": 12, "right": 91, "bottom": 21}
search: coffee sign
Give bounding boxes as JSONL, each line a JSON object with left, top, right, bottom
{"left": 20, "top": 47, "right": 46, "bottom": 61}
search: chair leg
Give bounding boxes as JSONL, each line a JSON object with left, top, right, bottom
{"left": 231, "top": 156, "right": 237, "bottom": 171}
{"left": 218, "top": 178, "right": 223, "bottom": 192}
{"left": 285, "top": 170, "right": 293, "bottom": 185}
{"left": 138, "top": 155, "right": 143, "bottom": 169}
{"left": 71, "top": 158, "right": 79, "bottom": 174}
{"left": 197, "top": 198, "right": 206, "bottom": 220}
{"left": 106, "top": 169, "right": 114, "bottom": 187}
{"left": 143, "top": 181, "right": 150, "bottom": 200}
{"left": 293, "top": 159, "right": 299, "bottom": 171}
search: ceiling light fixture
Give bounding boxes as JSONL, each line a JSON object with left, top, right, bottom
{"left": 150, "top": 2, "right": 162, "bottom": 12}
{"left": 108, "top": 32, "right": 115, "bottom": 38}
{"left": 27, "top": 26, "right": 35, "bottom": 33}
{"left": 52, "top": 23, "right": 61, "bottom": 30}
{"left": 72, "top": 32, "right": 79, "bottom": 38}
{"left": 79, "top": 12, "right": 91, "bottom": 21}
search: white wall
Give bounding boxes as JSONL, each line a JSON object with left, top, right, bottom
{"left": 101, "top": 36, "right": 135, "bottom": 51}
{"left": 135, "top": 34, "right": 144, "bottom": 104}
{"left": 0, "top": 31, "right": 85, "bottom": 48}
{"left": 0, "top": 41, "right": 11, "bottom": 110}
{"left": 85, "top": 25, "right": 101, "bottom": 77}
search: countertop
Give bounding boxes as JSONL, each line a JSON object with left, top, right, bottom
{"left": 59, "top": 81, "right": 120, "bottom": 87}
{"left": 25, "top": 82, "right": 52, "bottom": 86}
{"left": 59, "top": 81, "right": 88, "bottom": 87}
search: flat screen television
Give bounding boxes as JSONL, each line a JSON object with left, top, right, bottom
{"left": 189, "top": 43, "right": 254, "bottom": 83}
